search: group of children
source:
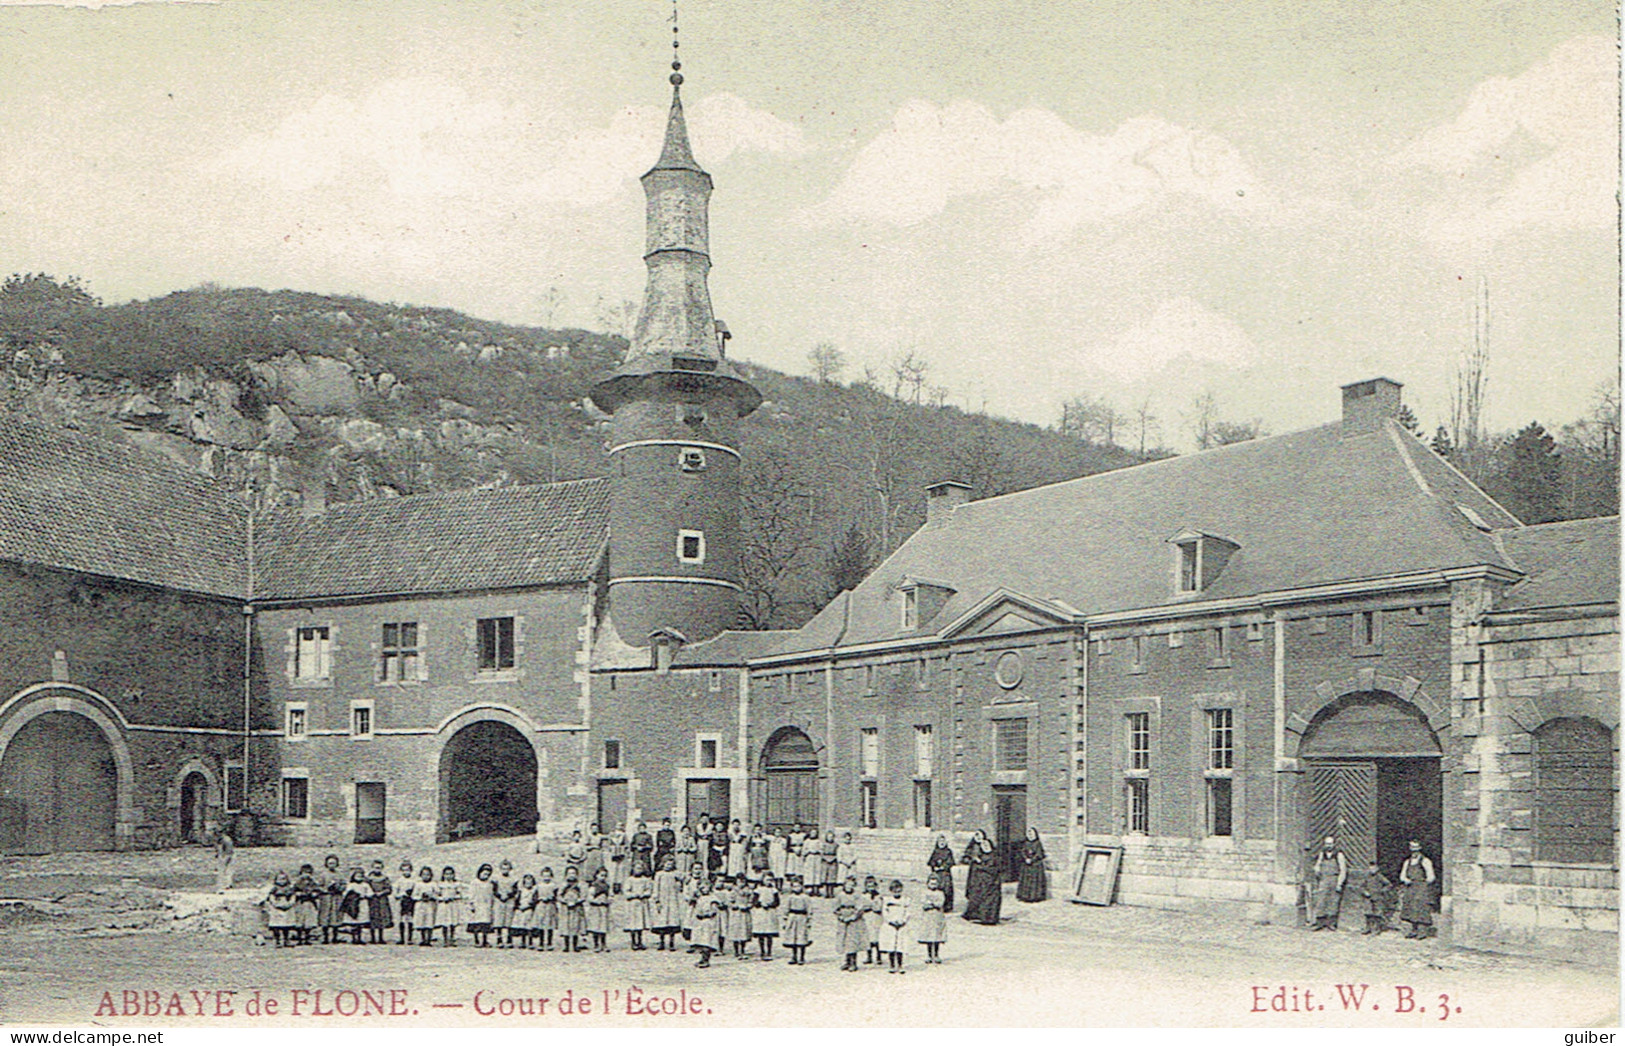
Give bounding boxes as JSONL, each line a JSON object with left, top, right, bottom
{"left": 263, "top": 850, "right": 950, "bottom": 972}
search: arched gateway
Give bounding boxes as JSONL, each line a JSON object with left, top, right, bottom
{"left": 761, "top": 727, "right": 819, "bottom": 831}
{"left": 438, "top": 718, "right": 539, "bottom": 842}
{"left": 0, "top": 711, "right": 119, "bottom": 854}
{"left": 1299, "top": 691, "right": 1443, "bottom": 880}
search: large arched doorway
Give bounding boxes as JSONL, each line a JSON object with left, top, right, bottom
{"left": 178, "top": 771, "right": 209, "bottom": 844}
{"left": 761, "top": 727, "right": 819, "bottom": 831}
{"left": 438, "top": 719, "right": 538, "bottom": 842}
{"left": 0, "top": 711, "right": 118, "bottom": 854}
{"left": 1300, "top": 691, "right": 1442, "bottom": 883}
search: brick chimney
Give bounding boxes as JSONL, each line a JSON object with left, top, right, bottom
{"left": 1341, "top": 377, "right": 1403, "bottom": 435}
{"left": 924, "top": 480, "right": 971, "bottom": 528}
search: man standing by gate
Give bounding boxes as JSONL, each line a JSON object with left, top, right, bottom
{"left": 1398, "top": 839, "right": 1438, "bottom": 939}
{"left": 1309, "top": 836, "right": 1347, "bottom": 931}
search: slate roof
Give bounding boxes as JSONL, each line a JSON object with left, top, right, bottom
{"left": 0, "top": 411, "right": 610, "bottom": 602}
{"left": 775, "top": 419, "right": 1542, "bottom": 655}
{"left": 1495, "top": 516, "right": 1620, "bottom": 612}
{"left": 0, "top": 412, "right": 248, "bottom": 598}
{"left": 255, "top": 479, "right": 609, "bottom": 601}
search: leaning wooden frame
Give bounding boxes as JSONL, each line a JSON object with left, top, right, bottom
{"left": 1070, "top": 845, "right": 1123, "bottom": 906}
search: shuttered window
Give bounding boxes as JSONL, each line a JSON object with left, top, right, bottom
{"left": 1534, "top": 718, "right": 1615, "bottom": 864}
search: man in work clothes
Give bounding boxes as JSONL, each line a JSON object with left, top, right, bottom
{"left": 1309, "top": 836, "right": 1347, "bottom": 931}
{"left": 1398, "top": 839, "right": 1438, "bottom": 939}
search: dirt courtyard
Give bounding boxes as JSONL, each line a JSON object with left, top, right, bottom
{"left": 0, "top": 843, "right": 1616, "bottom": 1028}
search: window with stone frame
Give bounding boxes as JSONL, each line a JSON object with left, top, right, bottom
{"left": 281, "top": 774, "right": 309, "bottom": 820}
{"left": 476, "top": 616, "right": 515, "bottom": 672}
{"left": 1124, "top": 711, "right": 1151, "bottom": 834}
{"left": 1533, "top": 717, "right": 1615, "bottom": 864}
{"left": 1205, "top": 707, "right": 1234, "bottom": 837}
{"left": 379, "top": 621, "right": 420, "bottom": 681}
{"left": 992, "top": 717, "right": 1029, "bottom": 772}
{"left": 294, "top": 625, "right": 331, "bottom": 680}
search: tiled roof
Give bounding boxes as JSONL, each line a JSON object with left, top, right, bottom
{"left": 0, "top": 412, "right": 248, "bottom": 597}
{"left": 776, "top": 419, "right": 1534, "bottom": 655}
{"left": 1495, "top": 517, "right": 1620, "bottom": 612}
{"left": 255, "top": 479, "right": 608, "bottom": 601}
{"left": 671, "top": 629, "right": 798, "bottom": 668}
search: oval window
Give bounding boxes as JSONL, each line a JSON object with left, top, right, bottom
{"left": 994, "top": 650, "right": 1023, "bottom": 689}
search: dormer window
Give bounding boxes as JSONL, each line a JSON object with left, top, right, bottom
{"left": 1178, "top": 541, "right": 1200, "bottom": 593}
{"left": 1168, "top": 530, "right": 1239, "bottom": 595}
{"left": 897, "top": 575, "right": 955, "bottom": 633}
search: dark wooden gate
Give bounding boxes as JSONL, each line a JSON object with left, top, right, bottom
{"left": 993, "top": 786, "right": 1027, "bottom": 882}
{"left": 1307, "top": 761, "right": 1377, "bottom": 870}
{"left": 685, "top": 778, "right": 730, "bottom": 827}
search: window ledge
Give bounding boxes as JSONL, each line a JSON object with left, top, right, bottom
{"left": 375, "top": 679, "right": 423, "bottom": 688}
{"left": 1206, "top": 659, "right": 1233, "bottom": 670}
{"left": 1351, "top": 646, "right": 1384, "bottom": 658}
{"left": 473, "top": 671, "right": 522, "bottom": 684}
{"left": 288, "top": 678, "right": 333, "bottom": 689}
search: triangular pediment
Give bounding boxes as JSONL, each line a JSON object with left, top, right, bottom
{"left": 938, "top": 589, "right": 1075, "bottom": 640}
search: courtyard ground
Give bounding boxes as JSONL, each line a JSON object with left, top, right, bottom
{"left": 0, "top": 841, "right": 1616, "bottom": 1028}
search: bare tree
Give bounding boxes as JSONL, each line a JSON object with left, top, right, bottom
{"left": 740, "top": 444, "right": 819, "bottom": 629}
{"left": 594, "top": 295, "right": 638, "bottom": 340}
{"left": 807, "top": 342, "right": 845, "bottom": 384}
{"left": 535, "top": 286, "right": 564, "bottom": 328}
{"left": 1131, "top": 397, "right": 1160, "bottom": 455}
{"left": 1059, "top": 392, "right": 1123, "bottom": 445}
{"left": 1450, "top": 276, "right": 1491, "bottom": 473}
{"left": 1186, "top": 391, "right": 1218, "bottom": 450}
{"left": 889, "top": 350, "right": 930, "bottom": 404}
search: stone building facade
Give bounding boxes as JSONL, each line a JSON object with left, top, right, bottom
{"left": 0, "top": 68, "right": 1613, "bottom": 959}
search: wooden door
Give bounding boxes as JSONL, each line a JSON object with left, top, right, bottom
{"left": 180, "top": 773, "right": 206, "bottom": 843}
{"left": 685, "top": 779, "right": 730, "bottom": 826}
{"left": 765, "top": 771, "right": 817, "bottom": 830}
{"left": 994, "top": 787, "right": 1027, "bottom": 882}
{"left": 354, "top": 782, "right": 386, "bottom": 844}
{"left": 597, "top": 779, "right": 628, "bottom": 834}
{"left": 1307, "top": 762, "right": 1377, "bottom": 870}
{"left": 0, "top": 712, "right": 116, "bottom": 854}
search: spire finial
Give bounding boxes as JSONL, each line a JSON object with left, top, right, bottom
{"left": 669, "top": 0, "right": 683, "bottom": 85}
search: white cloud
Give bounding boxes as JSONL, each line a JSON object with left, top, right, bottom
{"left": 216, "top": 79, "right": 808, "bottom": 210}
{"left": 1087, "top": 297, "right": 1260, "bottom": 380}
{"left": 1389, "top": 35, "right": 1617, "bottom": 246}
{"left": 814, "top": 100, "right": 1261, "bottom": 239}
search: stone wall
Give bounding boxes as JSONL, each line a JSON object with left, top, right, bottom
{"left": 1453, "top": 598, "right": 1619, "bottom": 958}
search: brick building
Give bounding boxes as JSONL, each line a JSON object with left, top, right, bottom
{"left": 0, "top": 70, "right": 1614, "bottom": 954}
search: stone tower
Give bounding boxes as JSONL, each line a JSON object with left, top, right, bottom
{"left": 589, "top": 66, "right": 761, "bottom": 647}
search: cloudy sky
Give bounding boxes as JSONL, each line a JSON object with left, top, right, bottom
{"left": 0, "top": 0, "right": 1616, "bottom": 446}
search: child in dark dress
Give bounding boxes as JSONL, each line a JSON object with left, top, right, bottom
{"left": 365, "top": 860, "right": 394, "bottom": 945}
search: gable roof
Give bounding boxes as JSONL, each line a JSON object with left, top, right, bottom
{"left": 0, "top": 412, "right": 248, "bottom": 598}
{"left": 1495, "top": 516, "right": 1620, "bottom": 612}
{"left": 776, "top": 418, "right": 1526, "bottom": 655}
{"left": 256, "top": 479, "right": 609, "bottom": 601}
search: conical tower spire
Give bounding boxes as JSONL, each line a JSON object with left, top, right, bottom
{"left": 654, "top": 80, "right": 702, "bottom": 173}
{"left": 588, "top": 11, "right": 760, "bottom": 648}
{"left": 589, "top": 25, "right": 759, "bottom": 416}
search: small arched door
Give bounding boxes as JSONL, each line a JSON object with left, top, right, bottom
{"left": 761, "top": 728, "right": 819, "bottom": 831}
{"left": 179, "top": 772, "right": 208, "bottom": 843}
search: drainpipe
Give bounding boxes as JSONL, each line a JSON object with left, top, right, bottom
{"left": 241, "top": 493, "right": 255, "bottom": 840}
